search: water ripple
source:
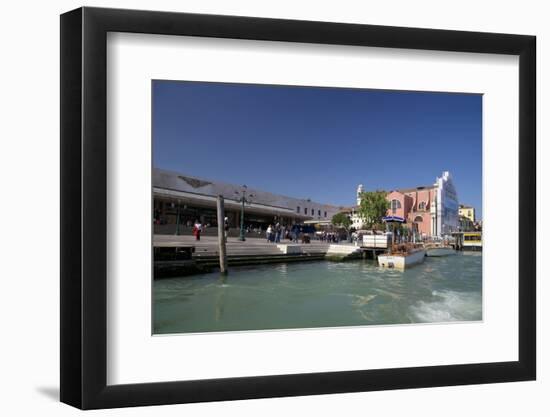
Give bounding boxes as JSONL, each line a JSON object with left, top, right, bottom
{"left": 154, "top": 253, "right": 482, "bottom": 334}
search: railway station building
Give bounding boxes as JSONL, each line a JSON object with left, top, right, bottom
{"left": 153, "top": 168, "right": 341, "bottom": 234}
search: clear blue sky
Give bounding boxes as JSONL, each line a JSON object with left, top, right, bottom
{"left": 153, "top": 81, "right": 482, "bottom": 219}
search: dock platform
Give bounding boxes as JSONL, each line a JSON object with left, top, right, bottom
{"left": 153, "top": 235, "right": 370, "bottom": 277}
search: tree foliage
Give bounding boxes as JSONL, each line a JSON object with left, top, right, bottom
{"left": 357, "top": 190, "right": 390, "bottom": 229}
{"left": 331, "top": 212, "right": 352, "bottom": 230}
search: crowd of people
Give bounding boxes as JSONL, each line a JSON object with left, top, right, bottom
{"left": 262, "top": 225, "right": 349, "bottom": 244}
{"left": 318, "top": 232, "right": 343, "bottom": 243}
{"left": 167, "top": 216, "right": 350, "bottom": 244}
{"left": 265, "top": 223, "right": 287, "bottom": 243}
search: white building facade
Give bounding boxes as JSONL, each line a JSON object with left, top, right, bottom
{"left": 350, "top": 184, "right": 365, "bottom": 229}
{"left": 433, "top": 171, "right": 459, "bottom": 236}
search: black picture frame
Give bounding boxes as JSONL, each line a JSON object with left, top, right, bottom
{"left": 60, "top": 6, "right": 536, "bottom": 410}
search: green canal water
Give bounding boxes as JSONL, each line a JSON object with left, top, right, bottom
{"left": 153, "top": 252, "right": 482, "bottom": 334}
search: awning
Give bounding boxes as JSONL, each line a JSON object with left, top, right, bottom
{"left": 382, "top": 216, "right": 405, "bottom": 223}
{"left": 303, "top": 219, "right": 333, "bottom": 225}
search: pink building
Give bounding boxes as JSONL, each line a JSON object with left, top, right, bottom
{"left": 386, "top": 186, "right": 437, "bottom": 237}
{"left": 350, "top": 172, "right": 459, "bottom": 237}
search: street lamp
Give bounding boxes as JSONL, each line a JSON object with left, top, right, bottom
{"left": 174, "top": 199, "right": 181, "bottom": 236}
{"left": 234, "top": 185, "right": 254, "bottom": 241}
{"left": 173, "top": 200, "right": 188, "bottom": 236}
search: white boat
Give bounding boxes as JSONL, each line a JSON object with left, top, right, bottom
{"left": 425, "top": 246, "right": 456, "bottom": 257}
{"left": 378, "top": 248, "right": 426, "bottom": 269}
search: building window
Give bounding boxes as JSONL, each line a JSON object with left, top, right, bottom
{"left": 305, "top": 208, "right": 308, "bottom": 215}
{"left": 318, "top": 209, "right": 321, "bottom": 216}
{"left": 414, "top": 216, "right": 423, "bottom": 223}
{"left": 324, "top": 211, "right": 327, "bottom": 218}
{"left": 418, "top": 201, "right": 426, "bottom": 211}
{"left": 297, "top": 206, "right": 300, "bottom": 213}
{"left": 391, "top": 199, "right": 401, "bottom": 213}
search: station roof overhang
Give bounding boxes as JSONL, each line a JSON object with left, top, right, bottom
{"left": 154, "top": 187, "right": 312, "bottom": 220}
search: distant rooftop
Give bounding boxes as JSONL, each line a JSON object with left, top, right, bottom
{"left": 395, "top": 185, "right": 437, "bottom": 193}
{"left": 153, "top": 168, "right": 339, "bottom": 210}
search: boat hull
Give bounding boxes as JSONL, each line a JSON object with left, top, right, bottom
{"left": 378, "top": 249, "right": 426, "bottom": 269}
{"left": 463, "top": 243, "right": 482, "bottom": 251}
{"left": 425, "top": 247, "right": 456, "bottom": 257}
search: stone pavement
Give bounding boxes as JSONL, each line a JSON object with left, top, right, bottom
{"left": 154, "top": 234, "right": 334, "bottom": 257}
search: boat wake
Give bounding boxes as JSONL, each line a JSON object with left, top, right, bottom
{"left": 350, "top": 294, "right": 378, "bottom": 307}
{"left": 410, "top": 290, "right": 482, "bottom": 323}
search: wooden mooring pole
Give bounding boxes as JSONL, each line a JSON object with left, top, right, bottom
{"left": 217, "top": 195, "right": 228, "bottom": 274}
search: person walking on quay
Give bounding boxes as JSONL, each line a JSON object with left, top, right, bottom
{"left": 224, "top": 216, "right": 229, "bottom": 240}
{"left": 193, "top": 219, "right": 202, "bottom": 241}
{"left": 275, "top": 223, "right": 281, "bottom": 243}
{"left": 266, "top": 224, "right": 273, "bottom": 242}
{"left": 291, "top": 226, "right": 299, "bottom": 243}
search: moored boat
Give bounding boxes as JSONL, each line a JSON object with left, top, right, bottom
{"left": 378, "top": 245, "right": 426, "bottom": 269}
{"left": 377, "top": 216, "right": 426, "bottom": 269}
{"left": 462, "top": 232, "right": 482, "bottom": 251}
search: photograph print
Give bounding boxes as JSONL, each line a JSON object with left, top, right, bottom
{"left": 152, "top": 80, "right": 483, "bottom": 335}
